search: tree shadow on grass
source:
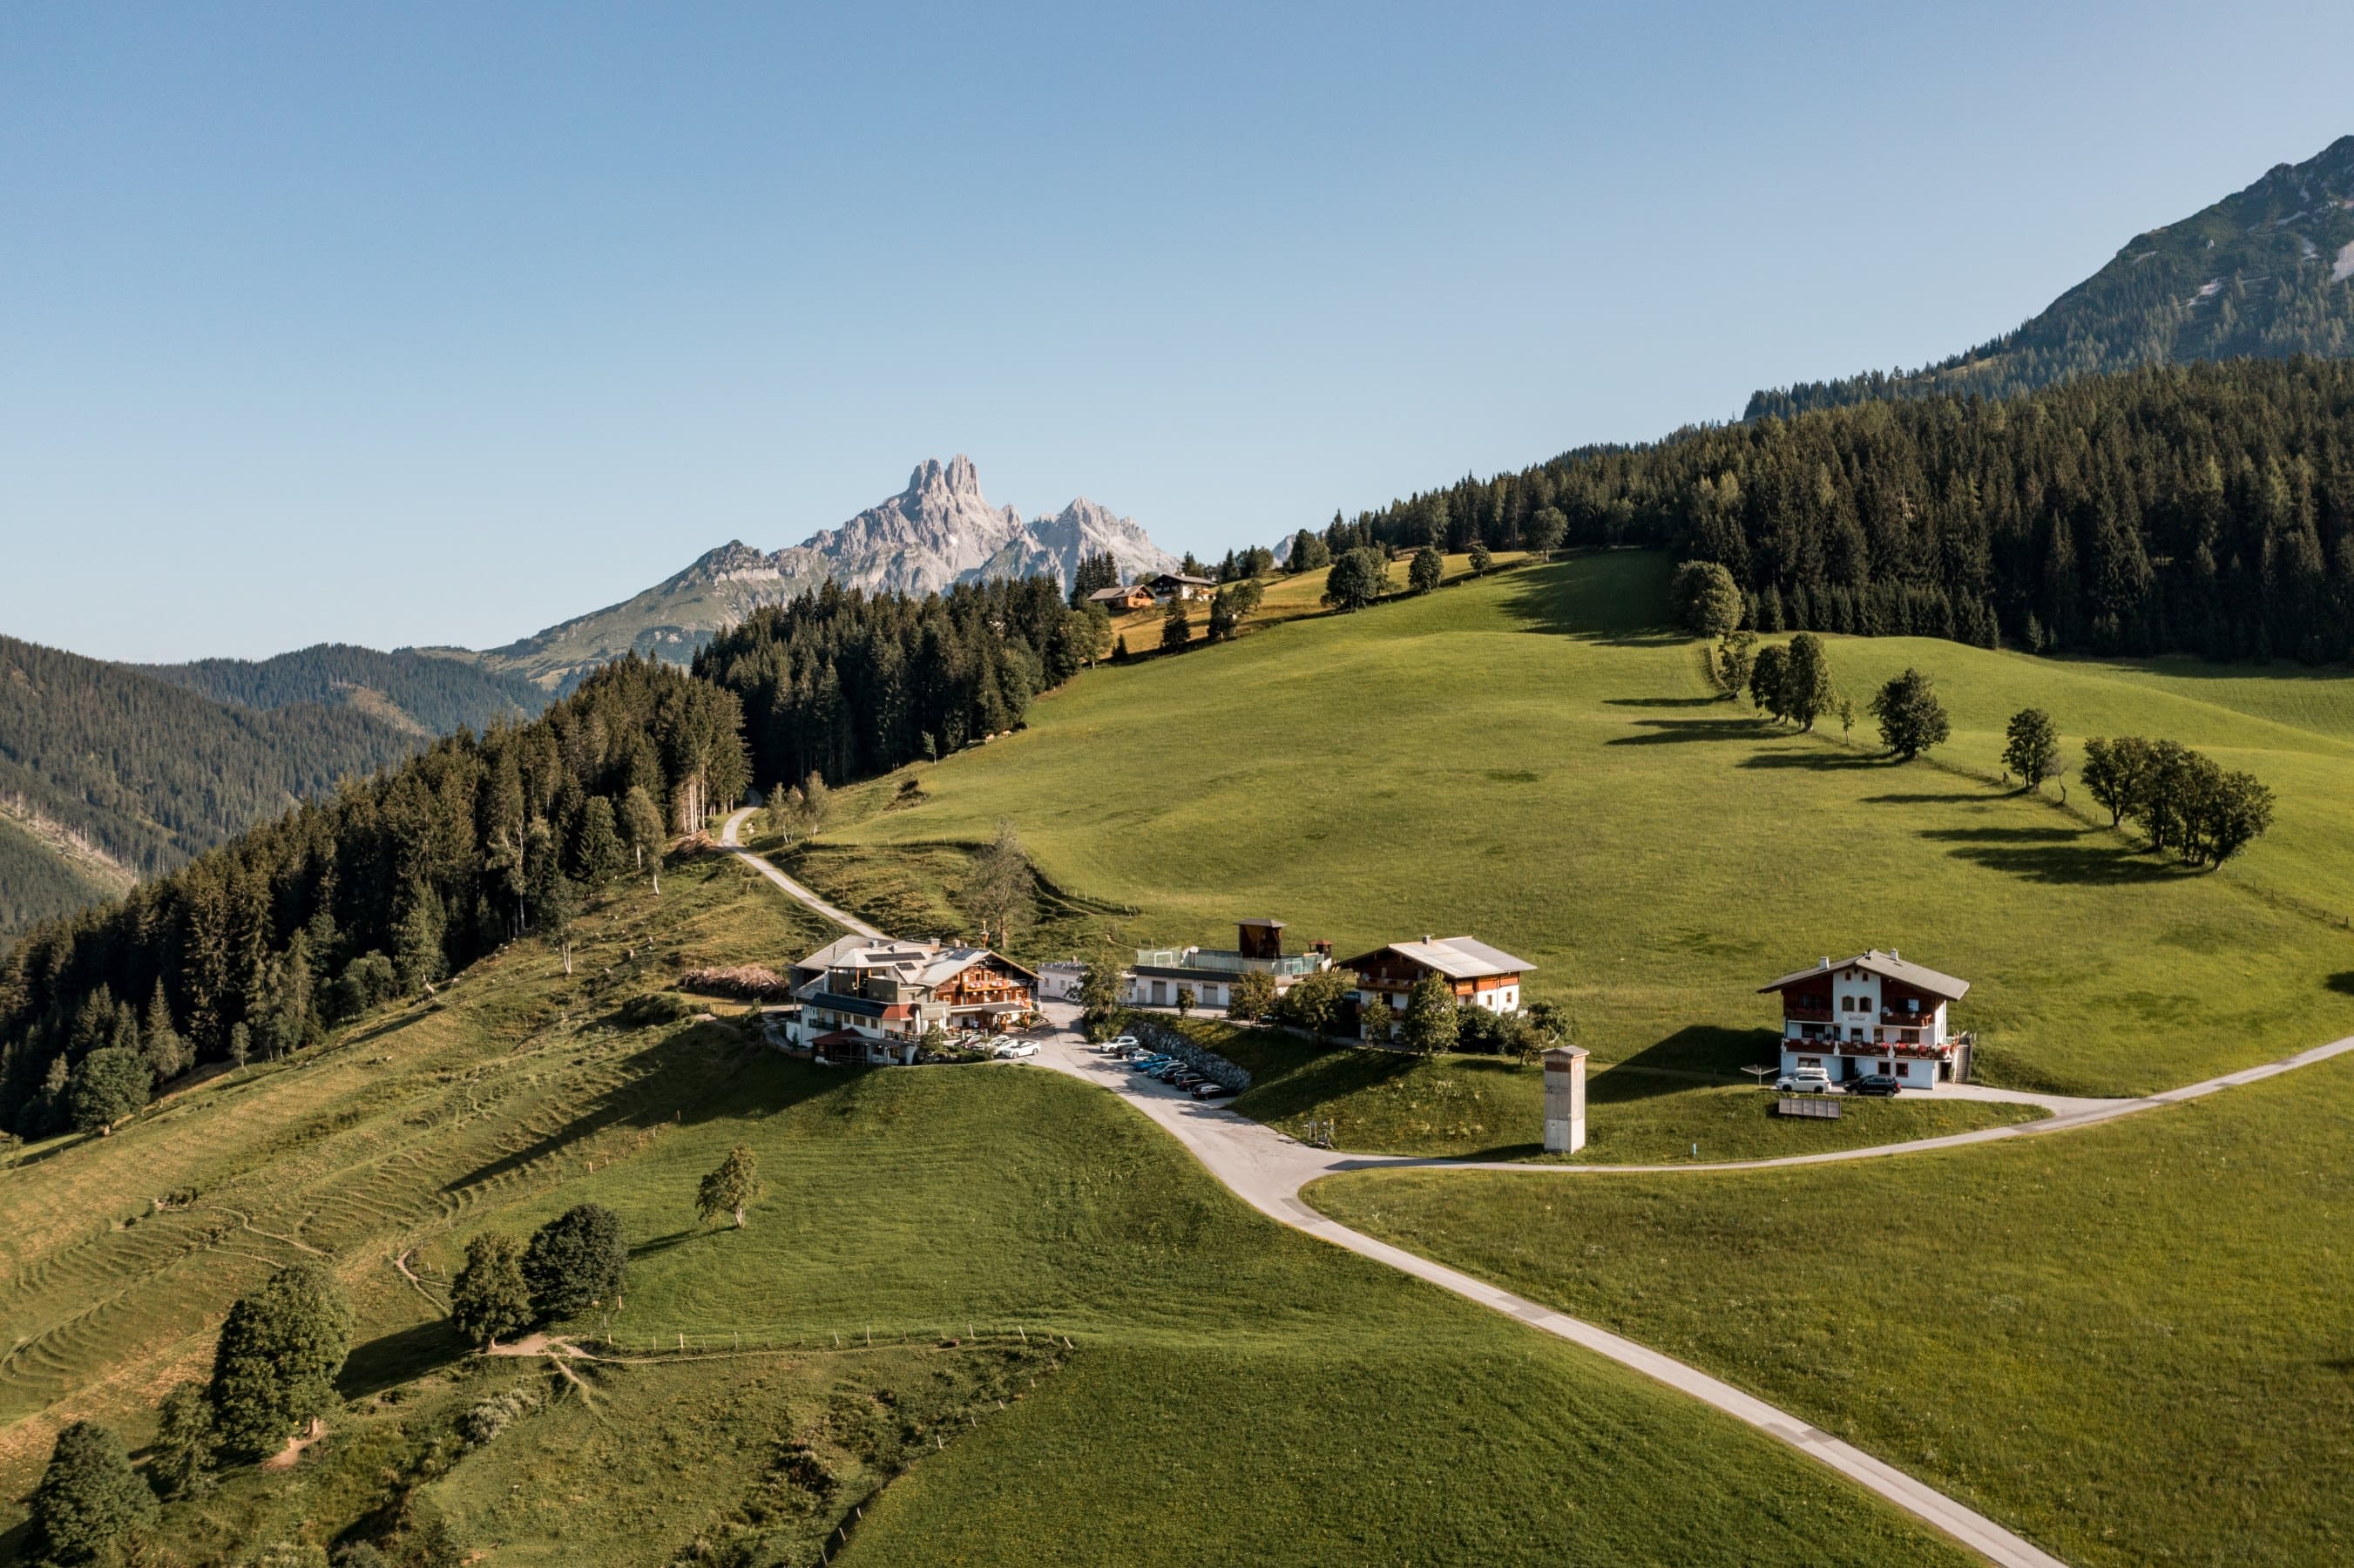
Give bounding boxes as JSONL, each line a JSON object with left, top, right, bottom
{"left": 1922, "top": 828, "right": 2189, "bottom": 885}
{"left": 1737, "top": 748, "right": 1886, "bottom": 770}
{"left": 2322, "top": 972, "right": 2354, "bottom": 997}
{"left": 1604, "top": 696, "right": 1722, "bottom": 708}
{"left": 1610, "top": 1026, "right": 1782, "bottom": 1082}
{"left": 1607, "top": 718, "right": 1767, "bottom": 746}
{"left": 1861, "top": 789, "right": 1999, "bottom": 804}
{"left": 1496, "top": 555, "right": 1686, "bottom": 645}
{"left": 630, "top": 1227, "right": 710, "bottom": 1260}
{"left": 1229, "top": 1046, "right": 1421, "bottom": 1123}
{"left": 339, "top": 1316, "right": 468, "bottom": 1400}
{"left": 441, "top": 1028, "right": 843, "bottom": 1198}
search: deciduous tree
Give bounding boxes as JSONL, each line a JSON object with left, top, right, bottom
{"left": 68, "top": 1047, "right": 148, "bottom": 1133}
{"left": 28, "top": 1421, "right": 154, "bottom": 1565}
{"left": 1749, "top": 643, "right": 1790, "bottom": 721}
{"left": 148, "top": 1381, "right": 217, "bottom": 1500}
{"left": 522, "top": 1204, "right": 627, "bottom": 1321}
{"left": 208, "top": 1263, "right": 354, "bottom": 1460}
{"left": 1779, "top": 632, "right": 1834, "bottom": 731}
{"left": 1401, "top": 972, "right": 1459, "bottom": 1055}
{"left": 1226, "top": 970, "right": 1277, "bottom": 1022}
{"left": 1410, "top": 544, "right": 1444, "bottom": 594}
{"left": 1322, "top": 549, "right": 1388, "bottom": 612}
{"left": 697, "top": 1146, "right": 762, "bottom": 1229}
{"left": 449, "top": 1233, "right": 533, "bottom": 1348}
{"left": 2003, "top": 708, "right": 2061, "bottom": 793}
{"left": 1672, "top": 560, "right": 1744, "bottom": 639}
{"left": 1870, "top": 667, "right": 1951, "bottom": 760}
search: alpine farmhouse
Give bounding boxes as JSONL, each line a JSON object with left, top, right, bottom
{"left": 1759, "top": 950, "right": 1973, "bottom": 1088}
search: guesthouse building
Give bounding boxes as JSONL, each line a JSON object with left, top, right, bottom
{"left": 788, "top": 936, "right": 1039, "bottom": 1064}
{"left": 1341, "top": 936, "right": 1532, "bottom": 1043}
{"left": 1087, "top": 584, "right": 1156, "bottom": 612}
{"left": 1758, "top": 950, "right": 1972, "bottom": 1087}
{"left": 1147, "top": 571, "right": 1217, "bottom": 602}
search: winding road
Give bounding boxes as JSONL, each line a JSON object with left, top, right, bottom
{"left": 711, "top": 808, "right": 2353, "bottom": 1565}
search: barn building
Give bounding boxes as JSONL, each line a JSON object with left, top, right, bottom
{"left": 1340, "top": 936, "right": 1532, "bottom": 1043}
{"left": 1758, "top": 950, "right": 1972, "bottom": 1088}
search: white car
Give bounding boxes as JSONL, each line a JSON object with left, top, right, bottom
{"left": 993, "top": 1040, "right": 1040, "bottom": 1059}
{"left": 1776, "top": 1065, "right": 1835, "bottom": 1094}
{"left": 1097, "top": 1035, "right": 1140, "bottom": 1055}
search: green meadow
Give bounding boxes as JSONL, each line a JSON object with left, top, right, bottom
{"left": 0, "top": 853, "right": 1963, "bottom": 1566}
{"left": 1171, "top": 1018, "right": 2040, "bottom": 1163}
{"left": 822, "top": 551, "right": 2354, "bottom": 1096}
{"left": 1307, "top": 1052, "right": 2354, "bottom": 1568}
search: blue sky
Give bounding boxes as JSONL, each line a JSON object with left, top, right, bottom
{"left": 4, "top": 3, "right": 2351, "bottom": 661}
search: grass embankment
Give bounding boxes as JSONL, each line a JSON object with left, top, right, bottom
{"left": 1308, "top": 1053, "right": 2354, "bottom": 1568}
{"left": 812, "top": 551, "right": 2354, "bottom": 1097}
{"left": 0, "top": 850, "right": 1965, "bottom": 1565}
{"left": 1174, "top": 1018, "right": 2040, "bottom": 1162}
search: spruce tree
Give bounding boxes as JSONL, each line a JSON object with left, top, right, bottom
{"left": 67, "top": 1046, "right": 149, "bottom": 1133}
{"left": 208, "top": 1262, "right": 354, "bottom": 1460}
{"left": 142, "top": 981, "right": 188, "bottom": 1083}
{"left": 1160, "top": 596, "right": 1192, "bottom": 652}
{"left": 27, "top": 1420, "right": 155, "bottom": 1565}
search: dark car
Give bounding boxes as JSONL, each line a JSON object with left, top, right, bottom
{"left": 1190, "top": 1080, "right": 1234, "bottom": 1099}
{"left": 1846, "top": 1073, "right": 1904, "bottom": 1097}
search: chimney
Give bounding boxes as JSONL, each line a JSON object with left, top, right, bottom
{"left": 1819, "top": 956, "right": 1830, "bottom": 969}
{"left": 1423, "top": 935, "right": 1434, "bottom": 945}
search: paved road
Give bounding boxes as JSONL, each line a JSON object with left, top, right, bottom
{"left": 1027, "top": 1019, "right": 2067, "bottom": 1568}
{"left": 716, "top": 808, "right": 885, "bottom": 940}
{"left": 714, "top": 824, "right": 2354, "bottom": 1563}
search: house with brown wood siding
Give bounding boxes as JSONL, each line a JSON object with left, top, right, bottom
{"left": 1340, "top": 936, "right": 1532, "bottom": 1043}
{"left": 1758, "top": 950, "right": 1972, "bottom": 1087}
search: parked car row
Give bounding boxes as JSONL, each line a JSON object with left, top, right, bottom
{"left": 1773, "top": 1065, "right": 1904, "bottom": 1096}
{"left": 1108, "top": 1043, "right": 1235, "bottom": 1099}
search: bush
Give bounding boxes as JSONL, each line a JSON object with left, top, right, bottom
{"left": 460, "top": 1383, "right": 545, "bottom": 1447}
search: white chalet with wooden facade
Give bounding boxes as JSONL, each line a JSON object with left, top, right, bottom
{"left": 1342, "top": 936, "right": 1532, "bottom": 1043}
{"left": 1759, "top": 950, "right": 1972, "bottom": 1088}
{"left": 785, "top": 935, "right": 1038, "bottom": 1065}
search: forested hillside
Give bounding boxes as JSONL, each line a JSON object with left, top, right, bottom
{"left": 0, "top": 636, "right": 430, "bottom": 943}
{"left": 0, "top": 656, "right": 745, "bottom": 1137}
{"left": 145, "top": 642, "right": 544, "bottom": 734}
{"left": 696, "top": 576, "right": 1104, "bottom": 791}
{"left": 1319, "top": 358, "right": 2354, "bottom": 661}
{"left": 1745, "top": 135, "right": 2354, "bottom": 417}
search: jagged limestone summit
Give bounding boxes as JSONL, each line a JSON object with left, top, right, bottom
{"left": 476, "top": 456, "right": 1178, "bottom": 686}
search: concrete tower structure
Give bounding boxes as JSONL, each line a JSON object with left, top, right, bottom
{"left": 1542, "top": 1045, "right": 1588, "bottom": 1154}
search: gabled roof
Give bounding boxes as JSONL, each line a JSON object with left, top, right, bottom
{"left": 1150, "top": 571, "right": 1216, "bottom": 586}
{"left": 1339, "top": 936, "right": 1533, "bottom": 980}
{"left": 1087, "top": 585, "right": 1147, "bottom": 601}
{"left": 1757, "top": 950, "right": 1970, "bottom": 1001}
{"left": 1238, "top": 917, "right": 1287, "bottom": 929}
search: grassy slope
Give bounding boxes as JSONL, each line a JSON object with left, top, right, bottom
{"left": 0, "top": 851, "right": 1963, "bottom": 1566}
{"left": 1176, "top": 1018, "right": 2039, "bottom": 1164}
{"left": 1308, "top": 1053, "right": 2354, "bottom": 1568}
{"left": 823, "top": 551, "right": 2354, "bottom": 1096}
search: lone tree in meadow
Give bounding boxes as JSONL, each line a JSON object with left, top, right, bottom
{"left": 1870, "top": 667, "right": 1951, "bottom": 760}
{"left": 1226, "top": 969, "right": 1277, "bottom": 1022}
{"left": 1525, "top": 506, "right": 1566, "bottom": 559}
{"left": 1401, "top": 972, "right": 1460, "bottom": 1056}
{"left": 208, "top": 1262, "right": 354, "bottom": 1460}
{"left": 2003, "top": 707, "right": 2062, "bottom": 794}
{"left": 1467, "top": 537, "right": 1492, "bottom": 575}
{"left": 148, "top": 1381, "right": 217, "bottom": 1501}
{"left": 27, "top": 1421, "right": 155, "bottom": 1566}
{"left": 1322, "top": 548, "right": 1388, "bottom": 612}
{"left": 1206, "top": 591, "right": 1238, "bottom": 644}
{"left": 1671, "top": 560, "right": 1744, "bottom": 639}
{"left": 965, "top": 820, "right": 1034, "bottom": 946}
{"left": 1779, "top": 632, "right": 1835, "bottom": 731}
{"left": 698, "top": 1145, "right": 763, "bottom": 1229}
{"left": 800, "top": 770, "right": 832, "bottom": 835}
{"left": 522, "top": 1204, "right": 628, "bottom": 1321}
{"left": 450, "top": 1232, "right": 534, "bottom": 1348}
{"left": 1410, "top": 544, "right": 1444, "bottom": 594}
{"left": 67, "top": 1045, "right": 149, "bottom": 1134}
{"left": 1160, "top": 595, "right": 1192, "bottom": 652}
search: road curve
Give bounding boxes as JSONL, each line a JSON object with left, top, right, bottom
{"left": 716, "top": 808, "right": 885, "bottom": 940}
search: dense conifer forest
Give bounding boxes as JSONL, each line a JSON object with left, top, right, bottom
{"left": 145, "top": 642, "right": 545, "bottom": 735}
{"left": 0, "top": 634, "right": 427, "bottom": 878}
{"left": 694, "top": 576, "right": 1101, "bottom": 792}
{"left": 1319, "top": 358, "right": 2354, "bottom": 661}
{"left": 0, "top": 657, "right": 745, "bottom": 1136}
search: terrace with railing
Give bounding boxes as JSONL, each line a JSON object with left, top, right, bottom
{"left": 1133, "top": 946, "right": 1324, "bottom": 977}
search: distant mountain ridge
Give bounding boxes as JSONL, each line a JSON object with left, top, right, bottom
{"left": 1748, "top": 135, "right": 2354, "bottom": 418}
{"left": 145, "top": 642, "right": 545, "bottom": 735}
{"left": 473, "top": 455, "right": 1177, "bottom": 686}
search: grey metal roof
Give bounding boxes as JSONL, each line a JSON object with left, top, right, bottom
{"left": 1339, "top": 936, "right": 1533, "bottom": 980}
{"left": 1757, "top": 950, "right": 1970, "bottom": 1001}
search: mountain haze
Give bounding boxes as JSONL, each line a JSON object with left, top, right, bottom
{"left": 477, "top": 456, "right": 1177, "bottom": 686}
{"left": 1749, "top": 135, "right": 2354, "bottom": 417}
